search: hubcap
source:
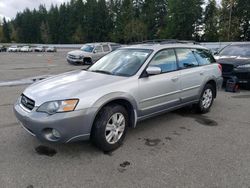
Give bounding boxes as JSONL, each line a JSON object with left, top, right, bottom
{"left": 202, "top": 89, "right": 213, "bottom": 109}
{"left": 105, "top": 113, "right": 125, "bottom": 144}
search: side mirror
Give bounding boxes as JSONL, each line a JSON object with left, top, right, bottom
{"left": 146, "top": 66, "right": 161, "bottom": 75}
{"left": 93, "top": 50, "right": 97, "bottom": 53}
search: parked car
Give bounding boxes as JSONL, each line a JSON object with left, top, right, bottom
{"left": 20, "top": 46, "right": 33, "bottom": 52}
{"left": 46, "top": 46, "right": 57, "bottom": 52}
{"left": 0, "top": 45, "right": 7, "bottom": 52}
{"left": 67, "top": 42, "right": 121, "bottom": 65}
{"left": 14, "top": 40, "right": 222, "bottom": 151}
{"left": 34, "top": 46, "right": 45, "bottom": 52}
{"left": 7, "top": 45, "right": 20, "bottom": 52}
{"left": 215, "top": 43, "right": 250, "bottom": 89}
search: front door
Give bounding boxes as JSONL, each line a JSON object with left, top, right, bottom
{"left": 138, "top": 49, "right": 181, "bottom": 117}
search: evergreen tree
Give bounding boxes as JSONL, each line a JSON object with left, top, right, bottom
{"left": 2, "top": 17, "right": 11, "bottom": 42}
{"left": 164, "top": 0, "right": 203, "bottom": 40}
{"left": 40, "top": 21, "right": 50, "bottom": 43}
{"left": 203, "top": 0, "right": 219, "bottom": 41}
{"left": 219, "top": 0, "right": 240, "bottom": 41}
{"left": 236, "top": 0, "right": 250, "bottom": 40}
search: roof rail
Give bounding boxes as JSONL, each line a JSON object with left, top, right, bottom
{"left": 133, "top": 39, "right": 200, "bottom": 45}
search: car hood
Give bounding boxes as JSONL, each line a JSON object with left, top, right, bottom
{"left": 23, "top": 70, "right": 126, "bottom": 106}
{"left": 68, "top": 50, "right": 92, "bottom": 57}
{"left": 217, "top": 56, "right": 250, "bottom": 66}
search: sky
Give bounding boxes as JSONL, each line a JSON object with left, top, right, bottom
{"left": 0, "top": 0, "right": 70, "bottom": 21}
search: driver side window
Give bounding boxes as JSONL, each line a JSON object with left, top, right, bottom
{"left": 149, "top": 49, "right": 177, "bottom": 73}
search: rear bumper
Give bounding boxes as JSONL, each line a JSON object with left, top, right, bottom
{"left": 222, "top": 70, "right": 250, "bottom": 85}
{"left": 14, "top": 102, "right": 97, "bottom": 143}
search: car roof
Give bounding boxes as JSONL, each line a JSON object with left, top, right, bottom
{"left": 121, "top": 43, "right": 207, "bottom": 51}
{"left": 84, "top": 42, "right": 119, "bottom": 46}
{"left": 228, "top": 42, "right": 250, "bottom": 46}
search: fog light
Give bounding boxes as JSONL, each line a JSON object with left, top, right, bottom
{"left": 52, "top": 129, "right": 60, "bottom": 138}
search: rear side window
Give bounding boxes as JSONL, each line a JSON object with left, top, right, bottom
{"left": 193, "top": 49, "right": 216, "bottom": 65}
{"left": 110, "top": 44, "right": 121, "bottom": 51}
{"left": 175, "top": 49, "right": 199, "bottom": 69}
{"left": 95, "top": 45, "right": 103, "bottom": 53}
{"left": 102, "top": 45, "right": 110, "bottom": 52}
{"left": 149, "top": 49, "right": 177, "bottom": 73}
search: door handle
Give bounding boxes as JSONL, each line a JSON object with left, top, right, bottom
{"left": 171, "top": 77, "right": 179, "bottom": 82}
{"left": 200, "top": 71, "right": 204, "bottom": 75}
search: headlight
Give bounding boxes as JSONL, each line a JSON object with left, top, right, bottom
{"left": 37, "top": 99, "right": 79, "bottom": 115}
{"left": 237, "top": 64, "right": 250, "bottom": 68}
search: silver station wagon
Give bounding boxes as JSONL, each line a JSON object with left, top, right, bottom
{"left": 14, "top": 40, "right": 223, "bottom": 151}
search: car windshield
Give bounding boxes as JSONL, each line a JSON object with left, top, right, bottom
{"left": 219, "top": 44, "right": 250, "bottom": 57}
{"left": 88, "top": 49, "right": 152, "bottom": 77}
{"left": 81, "top": 45, "right": 94, "bottom": 52}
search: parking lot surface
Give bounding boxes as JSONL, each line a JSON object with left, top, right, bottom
{"left": 0, "top": 51, "right": 250, "bottom": 188}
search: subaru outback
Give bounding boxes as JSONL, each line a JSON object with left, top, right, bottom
{"left": 14, "top": 40, "right": 223, "bottom": 151}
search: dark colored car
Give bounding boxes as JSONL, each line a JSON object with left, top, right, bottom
{"left": 215, "top": 43, "right": 250, "bottom": 89}
{"left": 0, "top": 45, "right": 7, "bottom": 52}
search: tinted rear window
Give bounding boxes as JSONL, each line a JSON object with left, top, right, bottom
{"left": 219, "top": 44, "right": 250, "bottom": 57}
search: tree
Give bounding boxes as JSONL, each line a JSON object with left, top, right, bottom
{"left": 203, "top": 0, "right": 219, "bottom": 41}
{"left": 164, "top": 0, "right": 203, "bottom": 40}
{"left": 40, "top": 21, "right": 50, "bottom": 43}
{"left": 2, "top": 17, "right": 11, "bottom": 42}
{"left": 219, "top": 0, "right": 240, "bottom": 41}
{"left": 236, "top": 0, "right": 250, "bottom": 40}
{"left": 141, "top": 0, "right": 167, "bottom": 39}
{"left": 114, "top": 0, "right": 134, "bottom": 43}
{"left": 72, "top": 25, "right": 85, "bottom": 43}
{"left": 124, "top": 19, "right": 147, "bottom": 42}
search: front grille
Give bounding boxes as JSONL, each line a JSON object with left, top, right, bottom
{"left": 21, "top": 94, "right": 35, "bottom": 111}
{"left": 221, "top": 64, "right": 234, "bottom": 73}
{"left": 68, "top": 54, "right": 80, "bottom": 59}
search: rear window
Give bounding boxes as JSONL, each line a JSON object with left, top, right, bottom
{"left": 219, "top": 44, "right": 250, "bottom": 57}
{"left": 110, "top": 44, "right": 121, "bottom": 51}
{"left": 175, "top": 49, "right": 199, "bottom": 69}
{"left": 102, "top": 45, "right": 110, "bottom": 52}
{"left": 193, "top": 49, "right": 216, "bottom": 65}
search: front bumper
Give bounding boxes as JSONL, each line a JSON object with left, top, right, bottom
{"left": 14, "top": 102, "right": 97, "bottom": 143}
{"left": 67, "top": 57, "right": 83, "bottom": 65}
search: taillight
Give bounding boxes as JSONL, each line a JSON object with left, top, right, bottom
{"left": 218, "top": 64, "right": 222, "bottom": 73}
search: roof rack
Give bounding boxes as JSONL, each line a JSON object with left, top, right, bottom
{"left": 134, "top": 39, "right": 200, "bottom": 45}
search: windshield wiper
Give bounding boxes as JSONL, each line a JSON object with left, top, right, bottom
{"left": 91, "top": 70, "right": 113, "bottom": 75}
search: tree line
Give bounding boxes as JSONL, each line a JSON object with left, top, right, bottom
{"left": 0, "top": 0, "right": 249, "bottom": 44}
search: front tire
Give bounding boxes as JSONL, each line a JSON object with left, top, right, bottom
{"left": 196, "top": 84, "right": 215, "bottom": 113}
{"left": 91, "top": 104, "right": 128, "bottom": 152}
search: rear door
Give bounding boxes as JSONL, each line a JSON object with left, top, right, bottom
{"left": 92, "top": 45, "right": 105, "bottom": 62}
{"left": 138, "top": 49, "right": 181, "bottom": 116}
{"left": 175, "top": 48, "right": 204, "bottom": 102}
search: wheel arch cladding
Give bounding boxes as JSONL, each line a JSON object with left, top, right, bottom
{"left": 92, "top": 97, "right": 137, "bottom": 131}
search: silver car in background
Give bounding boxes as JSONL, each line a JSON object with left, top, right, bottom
{"left": 67, "top": 42, "right": 121, "bottom": 65}
{"left": 14, "top": 41, "right": 223, "bottom": 151}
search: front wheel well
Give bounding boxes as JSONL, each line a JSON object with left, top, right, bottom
{"left": 94, "top": 99, "right": 136, "bottom": 128}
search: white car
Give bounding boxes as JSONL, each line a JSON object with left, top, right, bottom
{"left": 20, "top": 46, "right": 33, "bottom": 52}
{"left": 7, "top": 46, "right": 20, "bottom": 52}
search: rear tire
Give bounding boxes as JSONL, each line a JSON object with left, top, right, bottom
{"left": 91, "top": 104, "right": 128, "bottom": 152}
{"left": 196, "top": 84, "right": 215, "bottom": 114}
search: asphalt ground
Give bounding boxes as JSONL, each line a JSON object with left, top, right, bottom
{"left": 0, "top": 50, "right": 250, "bottom": 188}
